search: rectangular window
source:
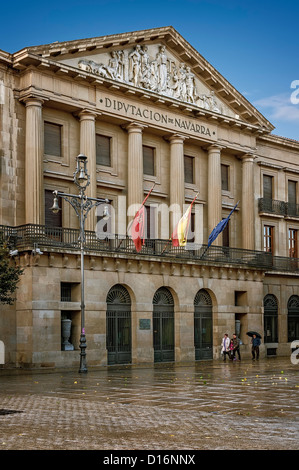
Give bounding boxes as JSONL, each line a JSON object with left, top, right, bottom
{"left": 44, "top": 122, "right": 62, "bottom": 157}
{"left": 143, "top": 145, "right": 155, "bottom": 176}
{"left": 288, "top": 180, "right": 297, "bottom": 204}
{"left": 289, "top": 228, "right": 298, "bottom": 258}
{"left": 96, "top": 134, "right": 111, "bottom": 166}
{"left": 263, "top": 175, "right": 273, "bottom": 200}
{"left": 221, "top": 164, "right": 229, "bottom": 191}
{"left": 61, "top": 283, "right": 72, "bottom": 302}
{"left": 145, "top": 205, "right": 156, "bottom": 240}
{"left": 288, "top": 180, "right": 297, "bottom": 217}
{"left": 222, "top": 219, "right": 229, "bottom": 247}
{"left": 187, "top": 212, "right": 195, "bottom": 242}
{"left": 184, "top": 155, "right": 194, "bottom": 184}
{"left": 264, "top": 225, "right": 273, "bottom": 253}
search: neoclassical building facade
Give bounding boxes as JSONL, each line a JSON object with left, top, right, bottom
{"left": 0, "top": 26, "right": 298, "bottom": 369}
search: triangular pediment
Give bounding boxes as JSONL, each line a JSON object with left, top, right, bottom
{"left": 12, "top": 26, "right": 274, "bottom": 131}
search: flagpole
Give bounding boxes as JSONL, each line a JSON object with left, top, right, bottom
{"left": 126, "top": 182, "right": 156, "bottom": 251}
{"left": 200, "top": 200, "right": 239, "bottom": 259}
{"left": 162, "top": 192, "right": 199, "bottom": 253}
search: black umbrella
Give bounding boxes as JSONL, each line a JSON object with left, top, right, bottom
{"left": 246, "top": 331, "right": 262, "bottom": 338}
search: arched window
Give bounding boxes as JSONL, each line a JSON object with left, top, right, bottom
{"left": 194, "top": 289, "right": 213, "bottom": 360}
{"left": 106, "top": 284, "right": 131, "bottom": 365}
{"left": 153, "top": 287, "right": 174, "bottom": 363}
{"left": 264, "top": 294, "right": 278, "bottom": 343}
{"left": 288, "top": 295, "right": 299, "bottom": 342}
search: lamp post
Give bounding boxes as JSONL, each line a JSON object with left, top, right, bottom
{"left": 51, "top": 154, "right": 109, "bottom": 373}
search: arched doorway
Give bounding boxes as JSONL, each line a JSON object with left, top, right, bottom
{"left": 106, "top": 284, "right": 131, "bottom": 365}
{"left": 153, "top": 287, "right": 174, "bottom": 362}
{"left": 264, "top": 294, "right": 278, "bottom": 343}
{"left": 194, "top": 289, "right": 213, "bottom": 360}
{"left": 288, "top": 295, "right": 299, "bottom": 342}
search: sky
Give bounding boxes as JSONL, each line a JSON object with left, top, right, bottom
{"left": 1, "top": 0, "right": 299, "bottom": 140}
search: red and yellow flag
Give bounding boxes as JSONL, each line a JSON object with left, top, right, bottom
{"left": 131, "top": 184, "right": 155, "bottom": 252}
{"left": 171, "top": 194, "right": 198, "bottom": 247}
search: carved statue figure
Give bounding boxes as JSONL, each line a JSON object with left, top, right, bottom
{"left": 129, "top": 45, "right": 142, "bottom": 87}
{"left": 77, "top": 44, "right": 225, "bottom": 115}
{"left": 185, "top": 66, "right": 197, "bottom": 103}
{"left": 156, "top": 45, "right": 168, "bottom": 92}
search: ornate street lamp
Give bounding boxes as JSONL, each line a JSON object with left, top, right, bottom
{"left": 51, "top": 153, "right": 109, "bottom": 373}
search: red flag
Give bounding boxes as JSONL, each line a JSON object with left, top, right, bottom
{"left": 131, "top": 184, "right": 155, "bottom": 252}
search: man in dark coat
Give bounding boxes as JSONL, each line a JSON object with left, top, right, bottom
{"left": 232, "top": 333, "right": 241, "bottom": 361}
{"left": 251, "top": 334, "right": 261, "bottom": 360}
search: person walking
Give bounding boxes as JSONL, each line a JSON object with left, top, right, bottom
{"left": 232, "top": 333, "right": 241, "bottom": 361}
{"left": 251, "top": 334, "right": 261, "bottom": 360}
{"left": 229, "top": 338, "right": 234, "bottom": 360}
{"left": 221, "top": 333, "right": 230, "bottom": 361}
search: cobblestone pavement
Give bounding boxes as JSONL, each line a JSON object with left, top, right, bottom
{"left": 0, "top": 357, "right": 298, "bottom": 451}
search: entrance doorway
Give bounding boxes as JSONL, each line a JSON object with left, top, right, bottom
{"left": 194, "top": 289, "right": 213, "bottom": 360}
{"left": 106, "top": 284, "right": 131, "bottom": 365}
{"left": 153, "top": 287, "right": 174, "bottom": 362}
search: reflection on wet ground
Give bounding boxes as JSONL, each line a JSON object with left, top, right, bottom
{"left": 0, "top": 358, "right": 298, "bottom": 450}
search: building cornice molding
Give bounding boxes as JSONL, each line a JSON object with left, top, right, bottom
{"left": 10, "top": 26, "right": 274, "bottom": 133}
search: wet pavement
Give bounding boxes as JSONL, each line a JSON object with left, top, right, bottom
{"left": 0, "top": 357, "right": 298, "bottom": 451}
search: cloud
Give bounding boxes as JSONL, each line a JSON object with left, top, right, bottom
{"left": 253, "top": 93, "right": 299, "bottom": 123}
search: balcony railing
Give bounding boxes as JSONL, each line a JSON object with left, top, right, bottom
{"left": 258, "top": 198, "right": 299, "bottom": 218}
{"left": 1, "top": 223, "right": 299, "bottom": 273}
{"left": 258, "top": 198, "right": 286, "bottom": 216}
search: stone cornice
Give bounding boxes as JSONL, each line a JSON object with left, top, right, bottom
{"left": 257, "top": 133, "right": 299, "bottom": 151}
{"left": 10, "top": 26, "right": 274, "bottom": 133}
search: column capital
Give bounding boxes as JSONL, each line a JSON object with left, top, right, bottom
{"left": 22, "top": 96, "right": 45, "bottom": 107}
{"left": 124, "top": 121, "right": 147, "bottom": 134}
{"left": 167, "top": 133, "right": 187, "bottom": 144}
{"left": 239, "top": 152, "right": 256, "bottom": 163}
{"left": 77, "top": 108, "right": 99, "bottom": 121}
{"left": 207, "top": 143, "right": 224, "bottom": 153}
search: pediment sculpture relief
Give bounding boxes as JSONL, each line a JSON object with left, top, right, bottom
{"left": 78, "top": 45, "right": 227, "bottom": 115}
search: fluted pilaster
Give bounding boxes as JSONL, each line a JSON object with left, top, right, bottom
{"left": 24, "top": 97, "right": 44, "bottom": 225}
{"left": 241, "top": 153, "right": 255, "bottom": 250}
{"left": 169, "top": 134, "right": 185, "bottom": 230}
{"left": 208, "top": 144, "right": 222, "bottom": 245}
{"left": 126, "top": 122, "right": 145, "bottom": 214}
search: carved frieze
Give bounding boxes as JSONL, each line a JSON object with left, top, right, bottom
{"left": 76, "top": 44, "right": 232, "bottom": 117}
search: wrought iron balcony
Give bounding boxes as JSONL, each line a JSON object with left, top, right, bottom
{"left": 258, "top": 198, "right": 287, "bottom": 216}
{"left": 1, "top": 223, "right": 299, "bottom": 273}
{"left": 286, "top": 202, "right": 299, "bottom": 218}
{"left": 258, "top": 198, "right": 299, "bottom": 219}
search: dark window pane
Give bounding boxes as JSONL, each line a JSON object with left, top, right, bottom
{"left": 44, "top": 122, "right": 61, "bottom": 157}
{"left": 143, "top": 145, "right": 155, "bottom": 176}
{"left": 221, "top": 164, "right": 229, "bottom": 191}
{"left": 96, "top": 134, "right": 111, "bottom": 166}
{"left": 263, "top": 175, "right": 273, "bottom": 200}
{"left": 184, "top": 155, "right": 194, "bottom": 184}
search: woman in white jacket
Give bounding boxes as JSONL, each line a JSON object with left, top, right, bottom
{"left": 221, "top": 333, "right": 230, "bottom": 361}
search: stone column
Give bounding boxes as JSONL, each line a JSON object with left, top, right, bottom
{"left": 79, "top": 110, "right": 97, "bottom": 232}
{"left": 24, "top": 97, "right": 44, "bottom": 225}
{"left": 126, "top": 122, "right": 145, "bottom": 221}
{"left": 208, "top": 144, "right": 222, "bottom": 245}
{"left": 169, "top": 134, "right": 185, "bottom": 231}
{"left": 241, "top": 153, "right": 255, "bottom": 250}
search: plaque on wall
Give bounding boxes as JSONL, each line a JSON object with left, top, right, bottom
{"left": 139, "top": 319, "right": 151, "bottom": 330}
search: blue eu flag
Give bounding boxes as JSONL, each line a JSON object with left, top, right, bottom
{"left": 207, "top": 202, "right": 239, "bottom": 248}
